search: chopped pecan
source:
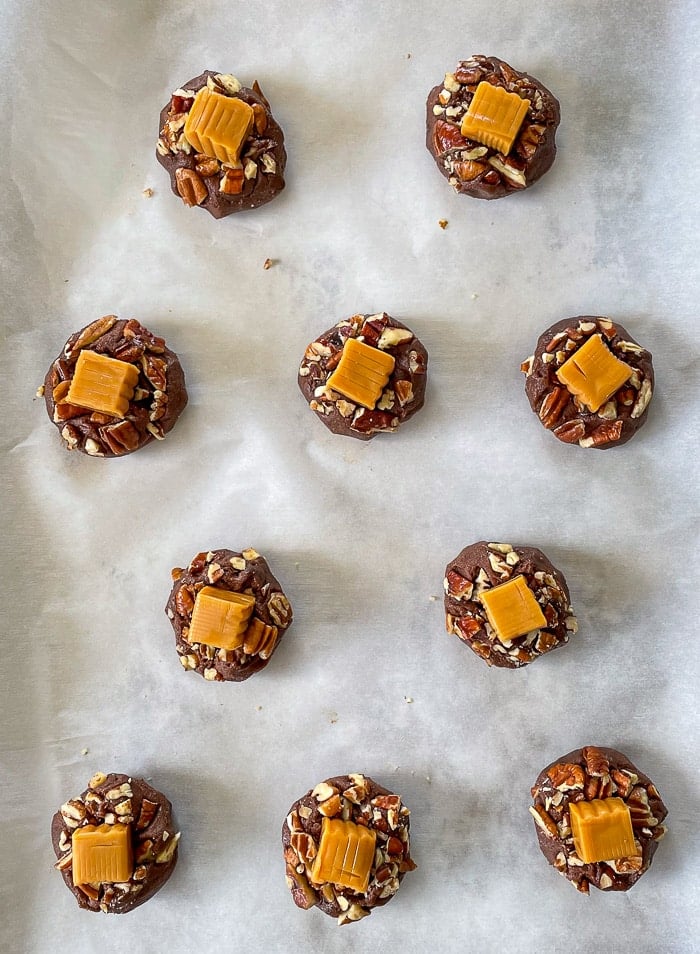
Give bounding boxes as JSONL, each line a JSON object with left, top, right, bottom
{"left": 432, "top": 119, "right": 468, "bottom": 154}
{"left": 351, "top": 409, "right": 397, "bottom": 433}
{"left": 194, "top": 155, "right": 220, "bottom": 177}
{"left": 252, "top": 103, "right": 267, "bottom": 134}
{"left": 456, "top": 616, "right": 482, "bottom": 638}
{"left": 175, "top": 167, "right": 207, "bottom": 206}
{"left": 445, "top": 569, "right": 474, "bottom": 599}
{"left": 539, "top": 387, "right": 570, "bottom": 429}
{"left": 65, "top": 315, "right": 117, "bottom": 359}
{"left": 529, "top": 804, "right": 558, "bottom": 837}
{"left": 142, "top": 354, "right": 167, "bottom": 390}
{"left": 516, "top": 124, "right": 545, "bottom": 160}
{"left": 553, "top": 419, "right": 585, "bottom": 444}
{"left": 453, "top": 160, "right": 487, "bottom": 181}
{"left": 101, "top": 420, "right": 140, "bottom": 455}
{"left": 582, "top": 746, "right": 610, "bottom": 778}
{"left": 175, "top": 585, "right": 195, "bottom": 616}
{"left": 136, "top": 798, "right": 159, "bottom": 830}
{"left": 547, "top": 763, "right": 585, "bottom": 791}
{"left": 220, "top": 167, "right": 245, "bottom": 195}
{"left": 290, "top": 832, "right": 317, "bottom": 864}
{"left": 580, "top": 420, "right": 623, "bottom": 447}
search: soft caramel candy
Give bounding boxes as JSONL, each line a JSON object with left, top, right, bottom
{"left": 327, "top": 338, "right": 396, "bottom": 409}
{"left": 72, "top": 823, "right": 133, "bottom": 885}
{"left": 184, "top": 87, "right": 254, "bottom": 165}
{"left": 480, "top": 575, "right": 546, "bottom": 644}
{"left": 569, "top": 797, "right": 638, "bottom": 863}
{"left": 242, "top": 617, "right": 278, "bottom": 658}
{"left": 309, "top": 817, "right": 376, "bottom": 893}
{"left": 188, "top": 586, "right": 255, "bottom": 651}
{"left": 460, "top": 82, "right": 530, "bottom": 155}
{"left": 67, "top": 351, "right": 139, "bottom": 417}
{"left": 556, "top": 334, "right": 633, "bottom": 412}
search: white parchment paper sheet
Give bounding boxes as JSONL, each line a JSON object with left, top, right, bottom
{"left": 1, "top": 1, "right": 699, "bottom": 952}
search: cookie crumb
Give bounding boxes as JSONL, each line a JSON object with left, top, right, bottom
{"left": 404, "top": 696, "right": 414, "bottom": 704}
{"left": 81, "top": 748, "right": 89, "bottom": 756}
{"left": 35, "top": 384, "right": 45, "bottom": 398}
{"left": 256, "top": 705, "right": 263, "bottom": 711}
{"left": 406, "top": 53, "right": 412, "bottom": 59}
{"left": 263, "top": 257, "right": 273, "bottom": 270}
{"left": 428, "top": 595, "right": 437, "bottom": 602}
{"left": 471, "top": 292, "right": 478, "bottom": 300}
{"left": 438, "top": 219, "right": 448, "bottom": 230}
{"left": 330, "top": 712, "right": 338, "bottom": 724}
{"left": 142, "top": 187, "right": 154, "bottom": 198}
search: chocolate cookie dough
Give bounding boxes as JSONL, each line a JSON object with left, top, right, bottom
{"left": 282, "top": 774, "right": 416, "bottom": 925}
{"left": 166, "top": 547, "right": 293, "bottom": 681}
{"left": 522, "top": 317, "right": 654, "bottom": 449}
{"left": 51, "top": 772, "right": 180, "bottom": 913}
{"left": 426, "top": 55, "right": 560, "bottom": 199}
{"left": 43, "top": 315, "right": 187, "bottom": 457}
{"left": 156, "top": 71, "right": 286, "bottom": 217}
{"left": 298, "top": 313, "right": 428, "bottom": 440}
{"left": 444, "top": 541, "right": 576, "bottom": 668}
{"left": 530, "top": 746, "right": 668, "bottom": 893}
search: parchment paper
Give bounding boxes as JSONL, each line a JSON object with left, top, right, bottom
{"left": 2, "top": 1, "right": 699, "bottom": 952}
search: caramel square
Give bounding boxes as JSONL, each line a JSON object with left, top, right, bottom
{"left": 326, "top": 337, "right": 396, "bottom": 409}
{"left": 72, "top": 823, "right": 133, "bottom": 885}
{"left": 480, "top": 575, "right": 546, "bottom": 644}
{"left": 188, "top": 586, "right": 255, "bottom": 651}
{"left": 570, "top": 797, "right": 638, "bottom": 863}
{"left": 556, "top": 334, "right": 633, "bottom": 412}
{"left": 309, "top": 818, "right": 376, "bottom": 893}
{"left": 460, "top": 82, "right": 530, "bottom": 155}
{"left": 67, "top": 350, "right": 139, "bottom": 417}
{"left": 184, "top": 87, "right": 254, "bottom": 165}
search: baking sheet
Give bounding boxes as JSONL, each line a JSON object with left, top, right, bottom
{"left": 2, "top": 1, "right": 699, "bottom": 951}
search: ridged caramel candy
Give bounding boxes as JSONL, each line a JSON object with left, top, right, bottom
{"left": 184, "top": 87, "right": 254, "bottom": 165}
{"left": 72, "top": 823, "right": 133, "bottom": 885}
{"left": 460, "top": 82, "right": 530, "bottom": 155}
{"left": 242, "top": 617, "right": 278, "bottom": 658}
{"left": 188, "top": 586, "right": 255, "bottom": 651}
{"left": 480, "top": 575, "right": 546, "bottom": 644}
{"left": 67, "top": 351, "right": 139, "bottom": 417}
{"left": 570, "top": 797, "right": 638, "bottom": 863}
{"left": 309, "top": 817, "right": 376, "bottom": 893}
{"left": 556, "top": 334, "right": 633, "bottom": 412}
{"left": 327, "top": 338, "right": 395, "bottom": 409}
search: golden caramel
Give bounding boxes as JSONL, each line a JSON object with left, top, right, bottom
{"left": 327, "top": 338, "right": 395, "bottom": 409}
{"left": 570, "top": 797, "right": 638, "bottom": 863}
{"left": 184, "top": 87, "right": 254, "bottom": 165}
{"left": 188, "top": 586, "right": 255, "bottom": 651}
{"left": 309, "top": 818, "right": 377, "bottom": 893}
{"left": 480, "top": 575, "right": 546, "bottom": 644}
{"left": 556, "top": 334, "right": 633, "bottom": 412}
{"left": 242, "top": 617, "right": 278, "bottom": 658}
{"left": 460, "top": 82, "right": 530, "bottom": 155}
{"left": 72, "top": 823, "right": 133, "bottom": 885}
{"left": 67, "top": 351, "right": 139, "bottom": 417}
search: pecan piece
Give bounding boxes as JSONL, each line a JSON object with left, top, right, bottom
{"left": 135, "top": 798, "right": 159, "bottom": 830}
{"left": 539, "top": 387, "right": 570, "bottom": 429}
{"left": 580, "top": 420, "right": 623, "bottom": 447}
{"left": 453, "top": 160, "right": 487, "bottom": 181}
{"left": 547, "top": 763, "right": 585, "bottom": 791}
{"left": 175, "top": 167, "right": 207, "bottom": 206}
{"left": 582, "top": 746, "right": 610, "bottom": 778}
{"left": 175, "top": 585, "right": 195, "bottom": 616}
{"left": 529, "top": 805, "right": 558, "bottom": 837}
{"left": 142, "top": 354, "right": 167, "bottom": 390}
{"left": 220, "top": 167, "right": 245, "bottom": 195}
{"left": 516, "top": 124, "right": 545, "bottom": 160}
{"left": 101, "top": 420, "right": 140, "bottom": 455}
{"left": 553, "top": 419, "right": 585, "bottom": 444}
{"left": 432, "top": 119, "right": 468, "bottom": 154}
{"left": 194, "top": 155, "right": 220, "bottom": 177}
{"left": 351, "top": 409, "right": 397, "bottom": 433}
{"left": 252, "top": 103, "right": 267, "bottom": 134}
{"left": 445, "top": 569, "right": 473, "bottom": 599}
{"left": 65, "top": 315, "right": 117, "bottom": 359}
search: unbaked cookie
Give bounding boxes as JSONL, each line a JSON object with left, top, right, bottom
{"left": 426, "top": 55, "right": 560, "bottom": 199}
{"left": 444, "top": 541, "right": 576, "bottom": 668}
{"left": 51, "top": 772, "right": 180, "bottom": 913}
{"left": 530, "top": 746, "right": 668, "bottom": 893}
{"left": 166, "top": 548, "right": 293, "bottom": 681}
{"left": 522, "top": 317, "right": 654, "bottom": 449}
{"left": 298, "top": 312, "right": 428, "bottom": 440}
{"left": 43, "top": 316, "right": 187, "bottom": 457}
{"left": 157, "top": 71, "right": 286, "bottom": 217}
{"left": 282, "top": 774, "right": 416, "bottom": 925}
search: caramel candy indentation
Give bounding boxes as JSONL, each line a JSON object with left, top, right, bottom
{"left": 72, "top": 823, "right": 133, "bottom": 885}
{"left": 460, "top": 82, "right": 530, "bottom": 155}
{"left": 556, "top": 334, "right": 634, "bottom": 412}
{"left": 184, "top": 87, "right": 254, "bottom": 166}
{"left": 188, "top": 586, "right": 255, "bottom": 651}
{"left": 479, "top": 575, "right": 546, "bottom": 644}
{"left": 569, "top": 797, "right": 638, "bottom": 864}
{"left": 309, "top": 817, "right": 377, "bottom": 893}
{"left": 67, "top": 350, "right": 139, "bottom": 417}
{"left": 326, "top": 338, "right": 396, "bottom": 409}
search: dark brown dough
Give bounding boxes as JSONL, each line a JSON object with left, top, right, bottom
{"left": 51, "top": 772, "right": 179, "bottom": 913}
{"left": 156, "top": 71, "right": 286, "bottom": 217}
{"left": 444, "top": 541, "right": 576, "bottom": 668}
{"left": 43, "top": 316, "right": 187, "bottom": 458}
{"left": 426, "top": 55, "right": 560, "bottom": 199}
{"left": 282, "top": 774, "right": 416, "bottom": 925}
{"left": 298, "top": 312, "right": 428, "bottom": 440}
{"left": 165, "top": 547, "right": 293, "bottom": 682}
{"left": 530, "top": 746, "right": 668, "bottom": 893}
{"left": 522, "top": 317, "right": 654, "bottom": 449}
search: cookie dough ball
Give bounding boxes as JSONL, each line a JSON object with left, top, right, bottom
{"left": 444, "top": 541, "right": 576, "bottom": 668}
{"left": 522, "top": 317, "right": 654, "bottom": 449}
{"left": 166, "top": 548, "right": 293, "bottom": 682}
{"left": 282, "top": 774, "right": 416, "bottom": 925}
{"left": 43, "top": 316, "right": 187, "bottom": 457}
{"left": 298, "top": 312, "right": 428, "bottom": 440}
{"left": 51, "top": 772, "right": 180, "bottom": 913}
{"left": 530, "top": 746, "right": 668, "bottom": 893}
{"left": 426, "top": 55, "right": 560, "bottom": 199}
{"left": 156, "top": 71, "right": 286, "bottom": 217}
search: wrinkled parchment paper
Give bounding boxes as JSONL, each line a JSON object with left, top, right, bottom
{"left": 2, "top": 1, "right": 698, "bottom": 951}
